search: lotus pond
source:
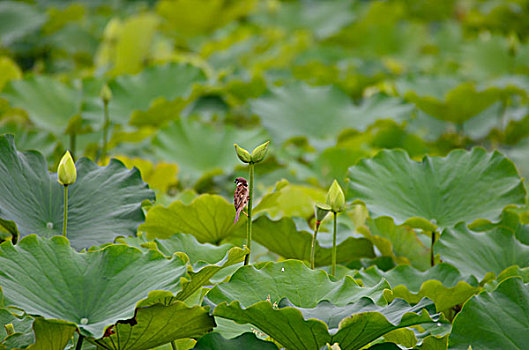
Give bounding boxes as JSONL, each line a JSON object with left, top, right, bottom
{"left": 1, "top": 0, "right": 529, "bottom": 349}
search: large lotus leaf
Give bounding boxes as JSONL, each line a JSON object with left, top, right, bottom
{"left": 449, "top": 277, "right": 529, "bottom": 349}
{"left": 347, "top": 148, "right": 526, "bottom": 230}
{"left": 156, "top": 0, "right": 256, "bottom": 37}
{"left": 436, "top": 221, "right": 529, "bottom": 281}
{"left": 0, "top": 2, "right": 46, "bottom": 46}
{"left": 0, "top": 134, "right": 155, "bottom": 249}
{"left": 405, "top": 82, "right": 502, "bottom": 124}
{"left": 154, "top": 233, "right": 235, "bottom": 264}
{"left": 354, "top": 264, "right": 479, "bottom": 311}
{"left": 140, "top": 194, "right": 244, "bottom": 244}
{"left": 233, "top": 216, "right": 375, "bottom": 266}
{"left": 1, "top": 314, "right": 76, "bottom": 350}
{"left": 193, "top": 333, "right": 277, "bottom": 350}
{"left": 359, "top": 217, "right": 430, "bottom": 270}
{"left": 206, "top": 260, "right": 390, "bottom": 308}
{"left": 91, "top": 301, "right": 215, "bottom": 350}
{"left": 175, "top": 246, "right": 248, "bottom": 302}
{"left": 152, "top": 119, "right": 265, "bottom": 183}
{"left": 252, "top": 0, "right": 354, "bottom": 39}
{"left": 0, "top": 235, "right": 188, "bottom": 338}
{"left": 253, "top": 180, "right": 326, "bottom": 219}
{"left": 333, "top": 298, "right": 443, "bottom": 350}
{"left": 113, "top": 156, "right": 178, "bottom": 193}
{"left": 108, "top": 63, "right": 206, "bottom": 125}
{"left": 213, "top": 300, "right": 331, "bottom": 350}
{"left": 249, "top": 83, "right": 411, "bottom": 146}
{"left": 2, "top": 76, "right": 81, "bottom": 134}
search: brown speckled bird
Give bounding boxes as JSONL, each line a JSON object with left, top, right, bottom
{"left": 233, "top": 177, "right": 249, "bottom": 223}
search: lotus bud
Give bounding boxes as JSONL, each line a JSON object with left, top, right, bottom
{"left": 4, "top": 323, "right": 14, "bottom": 336}
{"left": 251, "top": 140, "right": 270, "bottom": 163}
{"left": 315, "top": 202, "right": 331, "bottom": 223}
{"left": 326, "top": 180, "right": 345, "bottom": 213}
{"left": 100, "top": 84, "right": 112, "bottom": 104}
{"left": 234, "top": 144, "right": 252, "bottom": 163}
{"left": 57, "top": 151, "right": 77, "bottom": 186}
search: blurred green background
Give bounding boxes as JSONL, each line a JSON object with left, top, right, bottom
{"left": 1, "top": 0, "right": 529, "bottom": 200}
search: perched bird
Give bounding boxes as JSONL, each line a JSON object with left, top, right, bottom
{"left": 233, "top": 177, "right": 249, "bottom": 223}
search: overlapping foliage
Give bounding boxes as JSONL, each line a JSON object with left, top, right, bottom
{"left": 1, "top": 0, "right": 529, "bottom": 349}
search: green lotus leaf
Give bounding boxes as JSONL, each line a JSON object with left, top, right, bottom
{"left": 175, "top": 246, "right": 248, "bottom": 302}
{"left": 0, "top": 1, "right": 46, "bottom": 46}
{"left": 354, "top": 263, "right": 479, "bottom": 311}
{"left": 2, "top": 76, "right": 82, "bottom": 134}
{"left": 154, "top": 233, "right": 236, "bottom": 265}
{"left": 253, "top": 180, "right": 326, "bottom": 219}
{"left": 252, "top": 0, "right": 354, "bottom": 39}
{"left": 1, "top": 314, "right": 76, "bottom": 350}
{"left": 213, "top": 300, "right": 331, "bottom": 350}
{"left": 347, "top": 148, "right": 526, "bottom": 230}
{"left": 194, "top": 332, "right": 276, "bottom": 350}
{"left": 108, "top": 63, "right": 206, "bottom": 125}
{"left": 0, "top": 235, "right": 188, "bottom": 338}
{"left": 404, "top": 80, "right": 503, "bottom": 124}
{"left": 96, "top": 13, "right": 159, "bottom": 76}
{"left": 436, "top": 219, "right": 529, "bottom": 281}
{"left": 91, "top": 301, "right": 214, "bottom": 350}
{"left": 0, "top": 134, "right": 154, "bottom": 249}
{"left": 333, "top": 298, "right": 443, "bottom": 350}
{"left": 140, "top": 194, "right": 243, "bottom": 244}
{"left": 234, "top": 216, "right": 375, "bottom": 266}
{"left": 206, "top": 260, "right": 390, "bottom": 308}
{"left": 250, "top": 83, "right": 411, "bottom": 146}
{"left": 152, "top": 119, "right": 265, "bottom": 183}
{"left": 449, "top": 277, "right": 529, "bottom": 349}
{"left": 360, "top": 217, "right": 431, "bottom": 270}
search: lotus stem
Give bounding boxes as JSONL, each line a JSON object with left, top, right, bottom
{"left": 171, "top": 341, "right": 177, "bottom": 350}
{"left": 430, "top": 231, "right": 436, "bottom": 266}
{"left": 62, "top": 185, "right": 68, "bottom": 237}
{"left": 102, "top": 100, "right": 110, "bottom": 160}
{"left": 310, "top": 221, "right": 321, "bottom": 269}
{"left": 331, "top": 212, "right": 337, "bottom": 276}
{"left": 244, "top": 163, "right": 254, "bottom": 265}
{"left": 75, "top": 334, "right": 84, "bottom": 350}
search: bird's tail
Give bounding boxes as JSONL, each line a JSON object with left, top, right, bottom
{"left": 234, "top": 210, "right": 241, "bottom": 223}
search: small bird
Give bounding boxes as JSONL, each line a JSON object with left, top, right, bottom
{"left": 233, "top": 177, "right": 249, "bottom": 223}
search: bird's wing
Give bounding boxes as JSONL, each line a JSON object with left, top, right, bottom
{"left": 234, "top": 186, "right": 248, "bottom": 209}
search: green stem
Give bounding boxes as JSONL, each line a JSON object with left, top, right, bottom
{"left": 102, "top": 101, "right": 110, "bottom": 160}
{"left": 430, "top": 231, "right": 436, "bottom": 266}
{"left": 244, "top": 163, "right": 254, "bottom": 265}
{"left": 63, "top": 185, "right": 68, "bottom": 237}
{"left": 75, "top": 334, "right": 84, "bottom": 350}
{"left": 331, "top": 212, "right": 337, "bottom": 277}
{"left": 170, "top": 340, "right": 177, "bottom": 350}
{"left": 310, "top": 222, "right": 321, "bottom": 269}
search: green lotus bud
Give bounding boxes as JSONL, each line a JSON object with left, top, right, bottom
{"left": 100, "top": 84, "right": 112, "bottom": 104}
{"left": 315, "top": 202, "right": 331, "bottom": 223}
{"left": 251, "top": 140, "right": 270, "bottom": 163}
{"left": 326, "top": 180, "right": 345, "bottom": 213}
{"left": 234, "top": 144, "right": 252, "bottom": 163}
{"left": 57, "top": 151, "right": 77, "bottom": 186}
{"left": 4, "top": 323, "right": 14, "bottom": 335}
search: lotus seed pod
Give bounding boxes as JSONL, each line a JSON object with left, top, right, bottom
{"left": 100, "top": 84, "right": 112, "bottom": 104}
{"left": 234, "top": 144, "right": 252, "bottom": 163}
{"left": 326, "top": 180, "right": 345, "bottom": 213}
{"left": 57, "top": 151, "right": 77, "bottom": 186}
{"left": 315, "top": 202, "right": 331, "bottom": 223}
{"left": 251, "top": 140, "right": 270, "bottom": 163}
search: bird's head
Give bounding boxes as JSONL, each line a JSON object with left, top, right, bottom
{"left": 234, "top": 177, "right": 248, "bottom": 186}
